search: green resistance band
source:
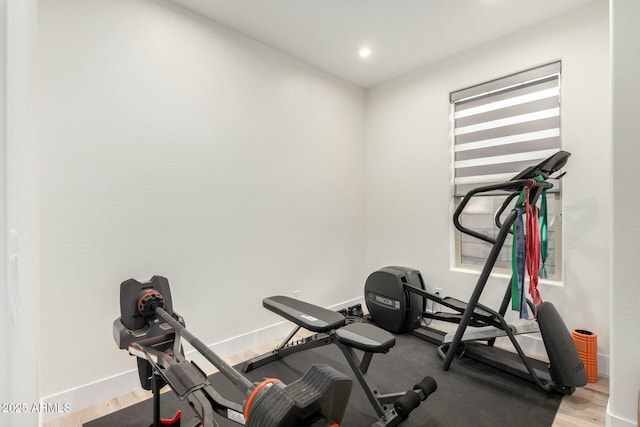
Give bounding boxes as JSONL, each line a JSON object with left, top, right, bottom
{"left": 511, "top": 175, "right": 547, "bottom": 312}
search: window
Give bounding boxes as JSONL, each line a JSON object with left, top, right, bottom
{"left": 451, "top": 62, "right": 562, "bottom": 280}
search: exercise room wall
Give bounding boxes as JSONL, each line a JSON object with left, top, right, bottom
{"left": 3, "top": 0, "right": 39, "bottom": 426}
{"left": 609, "top": 0, "right": 640, "bottom": 425}
{"left": 37, "top": 0, "right": 365, "bottom": 412}
{"left": 365, "top": 1, "right": 610, "bottom": 364}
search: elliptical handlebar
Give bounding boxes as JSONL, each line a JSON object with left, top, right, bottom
{"left": 494, "top": 192, "right": 520, "bottom": 231}
{"left": 453, "top": 179, "right": 551, "bottom": 244}
{"left": 454, "top": 150, "right": 570, "bottom": 244}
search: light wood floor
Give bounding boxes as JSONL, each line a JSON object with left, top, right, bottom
{"left": 44, "top": 337, "right": 609, "bottom": 427}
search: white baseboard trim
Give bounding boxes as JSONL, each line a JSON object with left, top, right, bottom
{"left": 597, "top": 353, "right": 610, "bottom": 377}
{"left": 606, "top": 399, "right": 638, "bottom": 427}
{"left": 40, "top": 296, "right": 364, "bottom": 424}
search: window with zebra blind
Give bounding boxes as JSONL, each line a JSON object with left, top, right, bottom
{"left": 451, "top": 61, "right": 562, "bottom": 279}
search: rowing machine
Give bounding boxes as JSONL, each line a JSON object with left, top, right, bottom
{"left": 114, "top": 276, "right": 353, "bottom": 427}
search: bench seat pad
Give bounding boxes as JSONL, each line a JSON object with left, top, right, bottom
{"left": 335, "top": 322, "right": 395, "bottom": 353}
{"left": 263, "top": 296, "right": 346, "bottom": 333}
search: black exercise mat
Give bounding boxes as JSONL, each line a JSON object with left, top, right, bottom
{"left": 86, "top": 334, "right": 562, "bottom": 426}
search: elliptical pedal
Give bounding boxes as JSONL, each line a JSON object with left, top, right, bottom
{"left": 440, "top": 297, "right": 494, "bottom": 323}
{"left": 442, "top": 322, "right": 541, "bottom": 344}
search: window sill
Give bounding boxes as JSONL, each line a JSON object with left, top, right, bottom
{"left": 450, "top": 266, "right": 563, "bottom": 287}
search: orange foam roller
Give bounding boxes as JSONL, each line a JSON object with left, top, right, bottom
{"left": 572, "top": 329, "right": 598, "bottom": 383}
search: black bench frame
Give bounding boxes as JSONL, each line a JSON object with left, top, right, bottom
{"left": 242, "top": 296, "right": 428, "bottom": 427}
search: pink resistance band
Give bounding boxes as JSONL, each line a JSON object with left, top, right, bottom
{"left": 525, "top": 185, "right": 543, "bottom": 313}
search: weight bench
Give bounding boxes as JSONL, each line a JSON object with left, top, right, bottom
{"left": 243, "top": 295, "right": 437, "bottom": 427}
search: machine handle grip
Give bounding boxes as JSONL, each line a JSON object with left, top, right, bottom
{"left": 393, "top": 390, "right": 420, "bottom": 420}
{"left": 414, "top": 376, "right": 437, "bottom": 398}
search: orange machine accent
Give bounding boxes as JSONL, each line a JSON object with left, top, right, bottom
{"left": 160, "top": 410, "right": 181, "bottom": 425}
{"left": 572, "top": 329, "right": 598, "bottom": 383}
{"left": 244, "top": 378, "right": 283, "bottom": 421}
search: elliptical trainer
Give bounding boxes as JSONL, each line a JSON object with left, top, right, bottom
{"left": 365, "top": 151, "right": 588, "bottom": 395}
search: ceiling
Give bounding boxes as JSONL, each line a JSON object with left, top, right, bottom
{"left": 172, "top": 0, "right": 597, "bottom": 88}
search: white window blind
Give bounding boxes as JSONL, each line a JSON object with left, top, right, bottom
{"left": 451, "top": 61, "right": 562, "bottom": 196}
{"left": 451, "top": 62, "right": 563, "bottom": 278}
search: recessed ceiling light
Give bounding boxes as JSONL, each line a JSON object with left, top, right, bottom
{"left": 358, "top": 46, "right": 372, "bottom": 59}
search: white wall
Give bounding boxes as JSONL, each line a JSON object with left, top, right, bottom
{"left": 609, "top": 1, "right": 640, "bottom": 425}
{"left": 366, "top": 1, "right": 610, "bottom": 364}
{"left": 37, "top": 0, "right": 365, "bottom": 414}
{"left": 0, "top": 0, "right": 7, "bottom": 414}
{"left": 0, "top": 0, "right": 6, "bottom": 408}
{"left": 3, "top": 0, "right": 40, "bottom": 426}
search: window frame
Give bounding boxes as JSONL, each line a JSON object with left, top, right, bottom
{"left": 450, "top": 62, "right": 564, "bottom": 282}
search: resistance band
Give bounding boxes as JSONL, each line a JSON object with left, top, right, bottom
{"left": 525, "top": 189, "right": 543, "bottom": 311}
{"left": 538, "top": 188, "right": 548, "bottom": 279}
{"left": 511, "top": 207, "right": 527, "bottom": 318}
{"left": 510, "top": 177, "right": 545, "bottom": 319}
